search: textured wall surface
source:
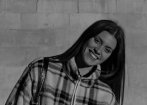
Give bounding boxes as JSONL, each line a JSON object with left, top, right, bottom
{"left": 1, "top": 0, "right": 147, "bottom": 105}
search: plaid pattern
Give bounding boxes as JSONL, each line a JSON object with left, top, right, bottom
{"left": 6, "top": 57, "right": 117, "bottom": 105}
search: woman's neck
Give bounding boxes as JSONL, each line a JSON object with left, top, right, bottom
{"left": 75, "top": 52, "right": 89, "bottom": 68}
{"left": 75, "top": 53, "right": 93, "bottom": 76}
{"left": 78, "top": 66, "right": 93, "bottom": 76}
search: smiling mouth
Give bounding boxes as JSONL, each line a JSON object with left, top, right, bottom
{"left": 89, "top": 49, "right": 100, "bottom": 60}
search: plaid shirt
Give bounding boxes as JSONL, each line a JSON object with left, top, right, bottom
{"left": 6, "top": 57, "right": 117, "bottom": 105}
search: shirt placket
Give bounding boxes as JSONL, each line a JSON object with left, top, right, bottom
{"left": 70, "top": 78, "right": 81, "bottom": 105}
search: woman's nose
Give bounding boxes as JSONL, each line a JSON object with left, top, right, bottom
{"left": 94, "top": 47, "right": 101, "bottom": 55}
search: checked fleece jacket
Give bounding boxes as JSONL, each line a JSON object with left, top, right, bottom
{"left": 5, "top": 57, "right": 117, "bottom": 105}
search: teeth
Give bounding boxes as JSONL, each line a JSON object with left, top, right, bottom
{"left": 91, "top": 53, "right": 97, "bottom": 59}
{"left": 90, "top": 50, "right": 97, "bottom": 59}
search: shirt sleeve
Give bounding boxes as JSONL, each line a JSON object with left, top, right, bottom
{"left": 16, "top": 61, "right": 41, "bottom": 105}
{"left": 5, "top": 59, "right": 42, "bottom": 105}
{"left": 16, "top": 71, "right": 33, "bottom": 105}
{"left": 110, "top": 93, "right": 118, "bottom": 105}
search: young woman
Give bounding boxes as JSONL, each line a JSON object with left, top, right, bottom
{"left": 5, "top": 20, "right": 125, "bottom": 105}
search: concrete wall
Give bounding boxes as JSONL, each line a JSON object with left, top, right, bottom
{"left": 1, "top": 0, "right": 147, "bottom": 105}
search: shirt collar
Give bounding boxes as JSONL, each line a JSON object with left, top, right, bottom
{"left": 64, "top": 57, "right": 101, "bottom": 81}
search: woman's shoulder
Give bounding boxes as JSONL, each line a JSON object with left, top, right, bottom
{"left": 27, "top": 57, "right": 63, "bottom": 81}
{"left": 95, "top": 80, "right": 114, "bottom": 94}
{"left": 28, "top": 57, "right": 63, "bottom": 71}
{"left": 96, "top": 80, "right": 111, "bottom": 90}
{"left": 27, "top": 57, "right": 44, "bottom": 67}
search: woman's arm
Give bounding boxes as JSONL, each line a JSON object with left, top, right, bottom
{"left": 110, "top": 93, "right": 118, "bottom": 105}
{"left": 16, "top": 71, "right": 33, "bottom": 105}
{"left": 5, "top": 58, "right": 43, "bottom": 105}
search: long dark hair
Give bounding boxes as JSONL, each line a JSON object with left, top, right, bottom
{"left": 51, "top": 20, "right": 125, "bottom": 105}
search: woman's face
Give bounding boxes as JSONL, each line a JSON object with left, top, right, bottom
{"left": 82, "top": 31, "right": 117, "bottom": 66}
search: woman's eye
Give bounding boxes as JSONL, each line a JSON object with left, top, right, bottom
{"left": 105, "top": 48, "right": 112, "bottom": 53}
{"left": 94, "top": 38, "right": 100, "bottom": 44}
